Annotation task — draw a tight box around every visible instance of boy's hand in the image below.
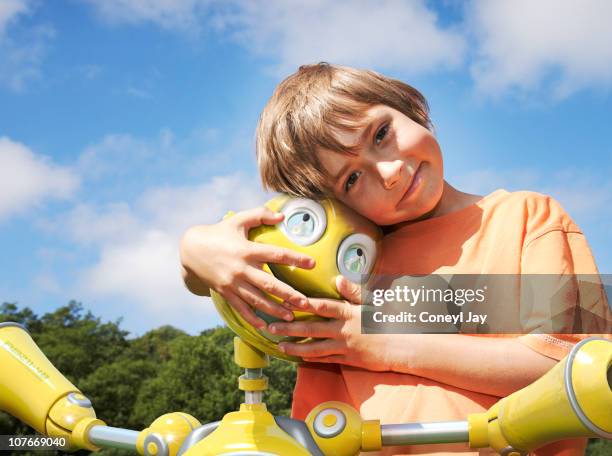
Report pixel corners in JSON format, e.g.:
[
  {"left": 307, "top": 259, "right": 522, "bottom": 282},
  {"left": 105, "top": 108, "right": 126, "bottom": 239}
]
[
  {"left": 268, "top": 276, "right": 394, "bottom": 371},
  {"left": 180, "top": 206, "right": 316, "bottom": 329}
]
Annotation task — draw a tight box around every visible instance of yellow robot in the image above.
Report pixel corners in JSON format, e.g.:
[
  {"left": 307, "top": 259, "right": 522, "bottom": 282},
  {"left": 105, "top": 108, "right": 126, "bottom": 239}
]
[
  {"left": 212, "top": 195, "right": 382, "bottom": 361},
  {"left": 1, "top": 321, "right": 610, "bottom": 455},
  {"left": 1, "top": 195, "right": 611, "bottom": 455}
]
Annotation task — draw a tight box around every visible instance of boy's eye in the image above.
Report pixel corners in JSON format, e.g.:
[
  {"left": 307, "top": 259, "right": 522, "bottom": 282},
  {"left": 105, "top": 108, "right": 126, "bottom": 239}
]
[
  {"left": 344, "top": 171, "right": 361, "bottom": 192},
  {"left": 375, "top": 124, "right": 389, "bottom": 145}
]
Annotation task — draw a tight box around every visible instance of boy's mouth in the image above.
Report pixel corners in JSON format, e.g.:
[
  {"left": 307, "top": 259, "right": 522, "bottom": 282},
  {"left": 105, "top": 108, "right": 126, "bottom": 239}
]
[{"left": 398, "top": 162, "right": 423, "bottom": 205}]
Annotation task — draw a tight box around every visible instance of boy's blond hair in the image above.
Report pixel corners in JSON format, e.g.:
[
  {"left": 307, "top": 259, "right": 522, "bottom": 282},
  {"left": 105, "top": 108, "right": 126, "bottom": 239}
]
[{"left": 256, "top": 63, "right": 431, "bottom": 198}]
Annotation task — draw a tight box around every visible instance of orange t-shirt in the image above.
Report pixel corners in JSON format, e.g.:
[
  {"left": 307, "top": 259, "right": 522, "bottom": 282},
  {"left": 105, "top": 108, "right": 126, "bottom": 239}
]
[{"left": 291, "top": 189, "right": 611, "bottom": 455}]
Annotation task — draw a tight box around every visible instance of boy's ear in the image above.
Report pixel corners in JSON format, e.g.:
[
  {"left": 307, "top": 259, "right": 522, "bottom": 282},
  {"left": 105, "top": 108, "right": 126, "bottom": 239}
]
[{"left": 336, "top": 275, "right": 362, "bottom": 304}]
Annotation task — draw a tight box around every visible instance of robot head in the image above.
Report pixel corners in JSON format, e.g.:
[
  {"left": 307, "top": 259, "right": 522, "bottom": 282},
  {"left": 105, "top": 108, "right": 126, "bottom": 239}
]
[{"left": 211, "top": 195, "right": 382, "bottom": 361}]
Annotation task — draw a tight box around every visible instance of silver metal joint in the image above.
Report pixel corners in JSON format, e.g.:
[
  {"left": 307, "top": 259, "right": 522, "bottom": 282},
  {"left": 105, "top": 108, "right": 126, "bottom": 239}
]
[{"left": 313, "top": 408, "right": 346, "bottom": 438}]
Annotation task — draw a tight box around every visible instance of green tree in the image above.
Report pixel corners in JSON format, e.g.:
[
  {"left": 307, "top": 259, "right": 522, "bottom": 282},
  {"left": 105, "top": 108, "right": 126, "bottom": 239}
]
[
  {"left": 35, "top": 301, "right": 129, "bottom": 384},
  {"left": 0, "top": 302, "right": 42, "bottom": 332},
  {"left": 587, "top": 438, "right": 612, "bottom": 455},
  {"left": 80, "top": 326, "right": 186, "bottom": 430},
  {"left": 130, "top": 326, "right": 296, "bottom": 427},
  {"left": 132, "top": 327, "right": 241, "bottom": 426}
]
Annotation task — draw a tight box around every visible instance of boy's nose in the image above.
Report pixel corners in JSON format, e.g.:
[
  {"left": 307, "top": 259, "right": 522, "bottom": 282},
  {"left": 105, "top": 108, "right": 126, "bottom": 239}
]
[{"left": 376, "top": 160, "right": 403, "bottom": 190}]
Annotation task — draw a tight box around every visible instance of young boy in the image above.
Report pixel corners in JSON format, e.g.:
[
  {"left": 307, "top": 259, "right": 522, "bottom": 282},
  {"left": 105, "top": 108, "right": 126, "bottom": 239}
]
[{"left": 180, "top": 63, "right": 610, "bottom": 455}]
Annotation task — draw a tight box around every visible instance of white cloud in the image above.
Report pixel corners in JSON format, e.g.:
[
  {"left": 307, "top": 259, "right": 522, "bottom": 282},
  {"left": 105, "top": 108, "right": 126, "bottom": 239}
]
[
  {"left": 468, "top": 0, "right": 612, "bottom": 98},
  {"left": 58, "top": 127, "right": 265, "bottom": 328},
  {"left": 76, "top": 127, "right": 251, "bottom": 193},
  {"left": 60, "top": 173, "right": 267, "bottom": 325},
  {"left": 138, "top": 176, "right": 266, "bottom": 233},
  {"left": 83, "top": 0, "right": 207, "bottom": 31},
  {"left": 77, "top": 131, "right": 170, "bottom": 180},
  {"left": 217, "top": 0, "right": 466, "bottom": 75},
  {"left": 0, "top": 0, "right": 29, "bottom": 35},
  {"left": 80, "top": 0, "right": 612, "bottom": 98},
  {"left": 0, "top": 0, "right": 53, "bottom": 91},
  {"left": 61, "top": 202, "right": 142, "bottom": 246},
  {"left": 27, "top": 125, "right": 264, "bottom": 333},
  {"left": 84, "top": 0, "right": 465, "bottom": 75},
  {"left": 83, "top": 229, "right": 189, "bottom": 312},
  {"left": 0, "top": 137, "right": 79, "bottom": 221}
]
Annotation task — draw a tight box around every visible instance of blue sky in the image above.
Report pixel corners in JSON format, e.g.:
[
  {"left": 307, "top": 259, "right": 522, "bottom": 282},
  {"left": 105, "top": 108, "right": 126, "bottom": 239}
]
[{"left": 1, "top": 0, "right": 611, "bottom": 336}]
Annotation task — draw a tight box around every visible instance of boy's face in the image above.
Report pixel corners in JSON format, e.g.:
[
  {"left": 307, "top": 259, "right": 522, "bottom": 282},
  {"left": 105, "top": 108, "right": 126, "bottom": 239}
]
[{"left": 317, "top": 104, "right": 444, "bottom": 226}]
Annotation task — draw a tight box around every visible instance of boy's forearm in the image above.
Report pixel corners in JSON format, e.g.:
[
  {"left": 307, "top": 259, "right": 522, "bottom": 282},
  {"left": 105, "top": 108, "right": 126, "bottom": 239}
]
[
  {"left": 386, "top": 334, "right": 556, "bottom": 397},
  {"left": 179, "top": 225, "right": 213, "bottom": 297},
  {"left": 181, "top": 266, "right": 212, "bottom": 297}
]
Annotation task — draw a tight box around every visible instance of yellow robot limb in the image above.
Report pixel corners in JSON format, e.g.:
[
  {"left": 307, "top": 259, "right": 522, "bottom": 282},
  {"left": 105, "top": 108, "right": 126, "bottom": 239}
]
[
  {"left": 468, "top": 337, "right": 612, "bottom": 455},
  {"left": 305, "top": 401, "right": 382, "bottom": 456},
  {"left": 305, "top": 402, "right": 472, "bottom": 455},
  {"left": 135, "top": 412, "right": 201, "bottom": 456},
  {"left": 0, "top": 322, "right": 103, "bottom": 451},
  {"left": 0, "top": 321, "right": 201, "bottom": 455}
]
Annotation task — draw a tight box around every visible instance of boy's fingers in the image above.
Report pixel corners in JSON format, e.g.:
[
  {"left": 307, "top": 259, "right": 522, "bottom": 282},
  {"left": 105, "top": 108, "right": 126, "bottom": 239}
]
[
  {"left": 244, "top": 267, "right": 309, "bottom": 309},
  {"left": 305, "top": 298, "right": 346, "bottom": 318},
  {"left": 278, "top": 339, "right": 340, "bottom": 358},
  {"left": 236, "top": 282, "right": 294, "bottom": 322},
  {"left": 268, "top": 320, "right": 336, "bottom": 338},
  {"left": 237, "top": 206, "right": 284, "bottom": 229},
  {"left": 225, "top": 291, "right": 267, "bottom": 329},
  {"left": 248, "top": 243, "right": 315, "bottom": 269},
  {"left": 336, "top": 275, "right": 362, "bottom": 304}
]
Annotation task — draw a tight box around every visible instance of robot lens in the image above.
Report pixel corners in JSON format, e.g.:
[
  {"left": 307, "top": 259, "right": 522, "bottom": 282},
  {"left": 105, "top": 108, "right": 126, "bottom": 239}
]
[
  {"left": 344, "top": 246, "right": 367, "bottom": 273},
  {"left": 279, "top": 198, "right": 327, "bottom": 246},
  {"left": 287, "top": 211, "right": 315, "bottom": 237},
  {"left": 337, "top": 233, "right": 377, "bottom": 283}
]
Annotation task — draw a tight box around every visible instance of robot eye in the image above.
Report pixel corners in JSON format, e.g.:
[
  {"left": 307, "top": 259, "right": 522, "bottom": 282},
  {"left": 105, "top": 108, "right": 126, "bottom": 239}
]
[
  {"left": 286, "top": 212, "right": 314, "bottom": 237},
  {"left": 279, "top": 198, "right": 327, "bottom": 246},
  {"left": 337, "top": 233, "right": 377, "bottom": 283}
]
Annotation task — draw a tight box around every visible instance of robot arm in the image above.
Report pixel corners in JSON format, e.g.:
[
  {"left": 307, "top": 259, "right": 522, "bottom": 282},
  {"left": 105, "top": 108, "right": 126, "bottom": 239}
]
[
  {"left": 467, "top": 337, "right": 611, "bottom": 455},
  {"left": 0, "top": 322, "right": 102, "bottom": 451},
  {"left": 0, "top": 322, "right": 199, "bottom": 455}
]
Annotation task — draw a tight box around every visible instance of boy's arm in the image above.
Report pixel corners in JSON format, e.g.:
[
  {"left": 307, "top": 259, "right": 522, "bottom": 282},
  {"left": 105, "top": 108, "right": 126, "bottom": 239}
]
[
  {"left": 385, "top": 334, "right": 557, "bottom": 397},
  {"left": 181, "top": 264, "right": 211, "bottom": 297},
  {"left": 273, "top": 301, "right": 557, "bottom": 397}
]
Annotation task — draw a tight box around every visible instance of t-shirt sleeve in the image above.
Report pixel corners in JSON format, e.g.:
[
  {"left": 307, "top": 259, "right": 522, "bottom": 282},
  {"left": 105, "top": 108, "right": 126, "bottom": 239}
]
[{"left": 518, "top": 228, "right": 612, "bottom": 360}]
